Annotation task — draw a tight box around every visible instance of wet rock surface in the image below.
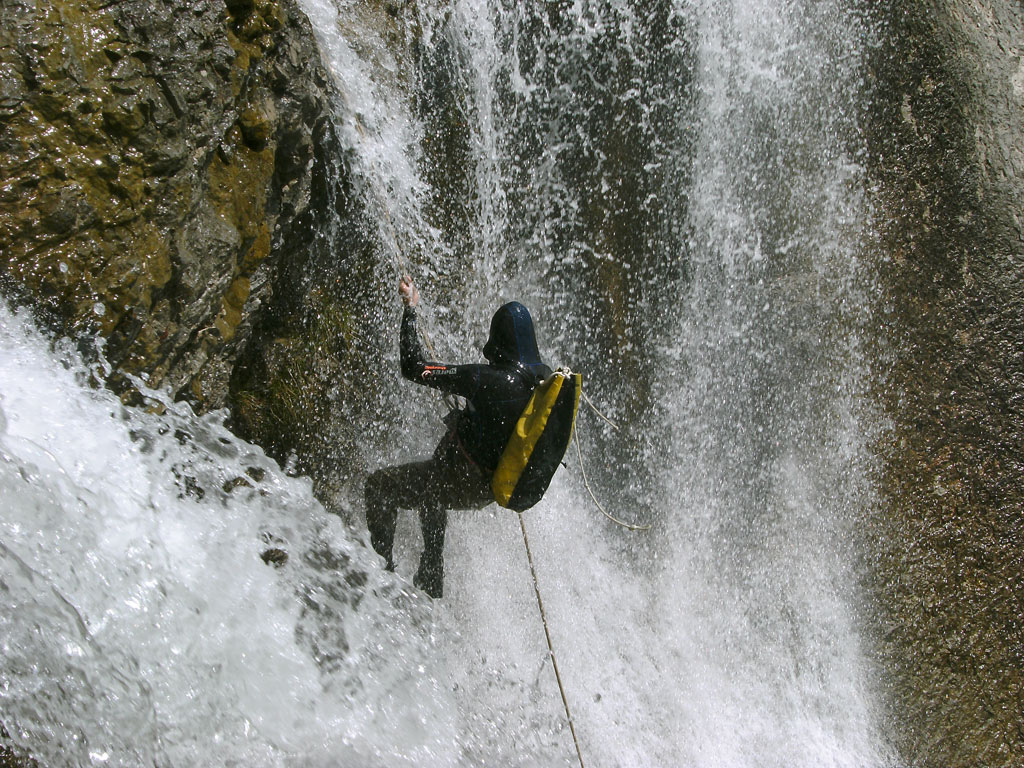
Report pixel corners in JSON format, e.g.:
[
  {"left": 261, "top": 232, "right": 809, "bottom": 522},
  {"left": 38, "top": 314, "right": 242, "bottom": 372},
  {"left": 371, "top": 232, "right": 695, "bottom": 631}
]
[
  {"left": 0, "top": 0, "right": 337, "bottom": 411},
  {"left": 867, "top": 1, "right": 1024, "bottom": 765},
  {"left": 0, "top": 0, "right": 432, "bottom": 528},
  {"left": 1, "top": 0, "right": 1023, "bottom": 763}
]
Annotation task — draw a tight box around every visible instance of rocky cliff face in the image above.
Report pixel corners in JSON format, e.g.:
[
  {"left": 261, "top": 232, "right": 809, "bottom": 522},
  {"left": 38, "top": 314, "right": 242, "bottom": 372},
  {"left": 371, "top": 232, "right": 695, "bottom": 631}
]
[
  {"left": 0, "top": 0, "right": 397, "bottom": 501},
  {"left": 2, "top": 0, "right": 1023, "bottom": 765},
  {"left": 0, "top": 0, "right": 339, "bottom": 411},
  {"left": 867, "top": 1, "right": 1024, "bottom": 765}
]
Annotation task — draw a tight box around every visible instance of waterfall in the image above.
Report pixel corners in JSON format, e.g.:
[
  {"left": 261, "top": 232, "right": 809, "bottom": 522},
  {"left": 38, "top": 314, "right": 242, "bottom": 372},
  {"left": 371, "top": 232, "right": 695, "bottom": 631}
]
[
  {"left": 0, "top": 305, "right": 464, "bottom": 766},
  {"left": 1, "top": 0, "right": 899, "bottom": 765}
]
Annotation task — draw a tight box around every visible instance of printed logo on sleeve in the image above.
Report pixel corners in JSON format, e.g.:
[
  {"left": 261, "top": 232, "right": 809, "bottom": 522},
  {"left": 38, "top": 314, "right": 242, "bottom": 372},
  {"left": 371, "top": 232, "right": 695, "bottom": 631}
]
[{"left": 422, "top": 365, "right": 456, "bottom": 378}]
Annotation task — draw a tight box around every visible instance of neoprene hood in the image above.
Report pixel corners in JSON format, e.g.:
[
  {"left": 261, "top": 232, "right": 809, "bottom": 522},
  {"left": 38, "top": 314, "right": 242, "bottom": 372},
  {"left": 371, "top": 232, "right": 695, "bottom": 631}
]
[{"left": 483, "top": 302, "right": 544, "bottom": 372}]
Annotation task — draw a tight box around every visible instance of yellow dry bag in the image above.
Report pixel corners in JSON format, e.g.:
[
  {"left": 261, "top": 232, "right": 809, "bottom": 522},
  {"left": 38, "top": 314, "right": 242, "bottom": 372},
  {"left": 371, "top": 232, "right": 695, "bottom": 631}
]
[{"left": 492, "top": 369, "right": 582, "bottom": 511}]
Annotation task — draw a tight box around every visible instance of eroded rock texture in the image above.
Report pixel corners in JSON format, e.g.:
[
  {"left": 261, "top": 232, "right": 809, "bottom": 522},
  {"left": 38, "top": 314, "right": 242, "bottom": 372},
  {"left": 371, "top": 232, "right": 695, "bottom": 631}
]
[
  {"left": 0, "top": 0, "right": 336, "bottom": 410},
  {"left": 868, "top": 1, "right": 1024, "bottom": 765}
]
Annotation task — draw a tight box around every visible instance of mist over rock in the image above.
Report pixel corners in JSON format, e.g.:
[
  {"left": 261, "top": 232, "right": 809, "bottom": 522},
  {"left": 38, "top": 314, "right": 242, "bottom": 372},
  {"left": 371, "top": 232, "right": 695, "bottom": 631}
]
[
  {"left": 0, "top": 0, "right": 400, "bottom": 499},
  {"left": 1, "top": 0, "right": 1023, "bottom": 766}
]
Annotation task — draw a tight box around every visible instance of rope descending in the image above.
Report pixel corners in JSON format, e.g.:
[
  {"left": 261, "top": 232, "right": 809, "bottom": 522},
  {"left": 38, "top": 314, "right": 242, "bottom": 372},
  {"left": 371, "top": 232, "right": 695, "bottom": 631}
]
[
  {"left": 575, "top": 390, "right": 653, "bottom": 532},
  {"left": 338, "top": 90, "right": 458, "bottom": 413},
  {"left": 515, "top": 386, "right": 648, "bottom": 767},
  {"left": 580, "top": 388, "right": 620, "bottom": 432},
  {"left": 518, "top": 511, "right": 587, "bottom": 768},
  {"left": 573, "top": 428, "right": 652, "bottom": 532}
]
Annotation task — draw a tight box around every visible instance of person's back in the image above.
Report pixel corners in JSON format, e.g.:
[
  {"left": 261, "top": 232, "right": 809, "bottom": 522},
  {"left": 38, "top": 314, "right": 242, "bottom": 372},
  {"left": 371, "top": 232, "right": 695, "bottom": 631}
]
[
  {"left": 402, "top": 299, "right": 551, "bottom": 471},
  {"left": 365, "top": 278, "right": 550, "bottom": 597}
]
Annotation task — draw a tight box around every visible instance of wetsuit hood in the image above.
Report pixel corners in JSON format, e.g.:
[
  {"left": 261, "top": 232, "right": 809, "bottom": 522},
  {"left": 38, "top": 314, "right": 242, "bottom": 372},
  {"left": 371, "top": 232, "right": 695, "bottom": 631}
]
[{"left": 483, "top": 302, "right": 545, "bottom": 374}]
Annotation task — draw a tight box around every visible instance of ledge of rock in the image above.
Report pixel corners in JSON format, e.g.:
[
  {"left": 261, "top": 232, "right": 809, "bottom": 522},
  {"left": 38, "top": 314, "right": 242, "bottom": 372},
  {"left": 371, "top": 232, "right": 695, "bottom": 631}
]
[{"left": 0, "top": 0, "right": 338, "bottom": 412}]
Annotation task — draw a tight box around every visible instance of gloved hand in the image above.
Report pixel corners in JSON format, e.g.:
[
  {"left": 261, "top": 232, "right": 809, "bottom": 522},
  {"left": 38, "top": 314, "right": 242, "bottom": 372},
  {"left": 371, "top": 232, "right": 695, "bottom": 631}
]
[{"left": 399, "top": 275, "right": 419, "bottom": 307}]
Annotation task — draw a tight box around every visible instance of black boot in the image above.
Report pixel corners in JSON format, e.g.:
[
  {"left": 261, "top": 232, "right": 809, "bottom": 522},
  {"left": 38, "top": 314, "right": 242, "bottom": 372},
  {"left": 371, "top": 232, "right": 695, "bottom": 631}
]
[
  {"left": 413, "top": 554, "right": 444, "bottom": 599},
  {"left": 366, "top": 509, "right": 397, "bottom": 570}
]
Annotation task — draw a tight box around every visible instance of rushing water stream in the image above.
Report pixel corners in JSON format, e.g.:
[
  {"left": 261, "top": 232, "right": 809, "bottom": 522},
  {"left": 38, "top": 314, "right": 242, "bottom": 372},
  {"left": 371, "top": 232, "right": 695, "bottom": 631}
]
[{"left": 2, "top": 0, "right": 899, "bottom": 765}]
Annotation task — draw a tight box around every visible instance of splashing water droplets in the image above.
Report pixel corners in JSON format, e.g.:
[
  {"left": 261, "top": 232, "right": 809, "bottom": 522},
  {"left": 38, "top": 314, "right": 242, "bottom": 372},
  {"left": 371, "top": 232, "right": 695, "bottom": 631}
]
[{"left": 1, "top": 0, "right": 898, "bottom": 765}]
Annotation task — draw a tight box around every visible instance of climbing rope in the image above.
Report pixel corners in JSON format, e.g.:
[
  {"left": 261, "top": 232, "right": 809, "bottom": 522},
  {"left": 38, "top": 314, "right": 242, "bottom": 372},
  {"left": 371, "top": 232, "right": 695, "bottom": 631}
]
[
  {"left": 574, "top": 390, "right": 653, "bottom": 532},
  {"left": 341, "top": 101, "right": 459, "bottom": 412},
  {"left": 573, "top": 427, "right": 652, "bottom": 532},
  {"left": 517, "top": 511, "right": 587, "bottom": 768},
  {"left": 580, "top": 388, "right": 620, "bottom": 432},
  {"left": 514, "top": 390, "right": 650, "bottom": 768}
]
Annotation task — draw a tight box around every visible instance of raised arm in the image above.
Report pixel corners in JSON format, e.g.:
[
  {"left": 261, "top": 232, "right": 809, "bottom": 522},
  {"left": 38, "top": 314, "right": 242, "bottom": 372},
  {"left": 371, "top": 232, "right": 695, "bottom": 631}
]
[{"left": 397, "top": 277, "right": 481, "bottom": 398}]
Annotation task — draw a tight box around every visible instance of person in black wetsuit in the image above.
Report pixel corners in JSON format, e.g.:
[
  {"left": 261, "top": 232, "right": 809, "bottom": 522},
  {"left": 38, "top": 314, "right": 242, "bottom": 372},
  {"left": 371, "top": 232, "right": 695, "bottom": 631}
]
[{"left": 364, "top": 276, "right": 551, "bottom": 598}]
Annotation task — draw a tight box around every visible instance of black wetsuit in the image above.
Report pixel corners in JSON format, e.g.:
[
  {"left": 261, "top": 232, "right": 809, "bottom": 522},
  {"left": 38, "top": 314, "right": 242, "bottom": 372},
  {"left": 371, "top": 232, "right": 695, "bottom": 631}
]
[{"left": 365, "top": 301, "right": 551, "bottom": 598}]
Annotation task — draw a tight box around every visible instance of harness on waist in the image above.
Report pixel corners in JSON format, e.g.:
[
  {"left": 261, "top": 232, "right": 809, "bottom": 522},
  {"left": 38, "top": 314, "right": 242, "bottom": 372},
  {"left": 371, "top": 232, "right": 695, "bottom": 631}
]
[{"left": 491, "top": 369, "right": 582, "bottom": 512}]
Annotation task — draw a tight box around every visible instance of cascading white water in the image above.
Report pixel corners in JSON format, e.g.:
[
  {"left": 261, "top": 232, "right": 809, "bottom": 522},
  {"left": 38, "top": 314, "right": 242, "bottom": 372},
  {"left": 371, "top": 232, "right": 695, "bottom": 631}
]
[
  {"left": 1, "top": 0, "right": 901, "bottom": 765},
  {"left": 0, "top": 305, "right": 472, "bottom": 767},
  {"left": 411, "top": 0, "right": 894, "bottom": 763},
  {"left": 642, "top": 2, "right": 890, "bottom": 764}
]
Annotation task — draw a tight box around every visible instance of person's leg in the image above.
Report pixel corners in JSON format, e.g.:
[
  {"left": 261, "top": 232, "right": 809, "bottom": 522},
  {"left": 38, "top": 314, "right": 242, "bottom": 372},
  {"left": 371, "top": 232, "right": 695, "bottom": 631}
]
[
  {"left": 412, "top": 440, "right": 495, "bottom": 598},
  {"left": 364, "top": 460, "right": 437, "bottom": 570},
  {"left": 413, "top": 506, "right": 447, "bottom": 598}
]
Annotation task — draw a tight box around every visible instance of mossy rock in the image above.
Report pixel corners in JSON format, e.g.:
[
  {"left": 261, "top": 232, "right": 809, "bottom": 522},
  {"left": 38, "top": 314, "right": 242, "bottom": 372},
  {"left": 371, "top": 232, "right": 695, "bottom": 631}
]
[{"left": 0, "top": 0, "right": 339, "bottom": 415}]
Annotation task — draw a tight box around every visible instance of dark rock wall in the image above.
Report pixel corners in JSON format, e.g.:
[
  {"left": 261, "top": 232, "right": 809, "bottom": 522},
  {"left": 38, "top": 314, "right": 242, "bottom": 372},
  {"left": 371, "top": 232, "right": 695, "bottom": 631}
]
[
  {"left": 2, "top": 0, "right": 1023, "bottom": 764},
  {"left": 867, "top": 1, "right": 1024, "bottom": 765},
  {"left": 0, "top": 0, "right": 425, "bottom": 505},
  {"left": 0, "top": 0, "right": 338, "bottom": 412}
]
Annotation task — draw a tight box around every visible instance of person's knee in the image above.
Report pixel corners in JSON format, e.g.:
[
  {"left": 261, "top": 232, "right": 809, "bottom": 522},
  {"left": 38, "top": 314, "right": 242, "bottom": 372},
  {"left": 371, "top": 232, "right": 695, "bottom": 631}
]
[{"left": 364, "top": 469, "right": 388, "bottom": 510}]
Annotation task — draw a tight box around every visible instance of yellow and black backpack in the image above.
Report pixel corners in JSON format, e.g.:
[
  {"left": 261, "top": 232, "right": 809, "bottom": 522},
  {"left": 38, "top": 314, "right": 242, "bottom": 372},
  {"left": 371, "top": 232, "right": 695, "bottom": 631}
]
[{"left": 491, "top": 369, "right": 582, "bottom": 512}]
